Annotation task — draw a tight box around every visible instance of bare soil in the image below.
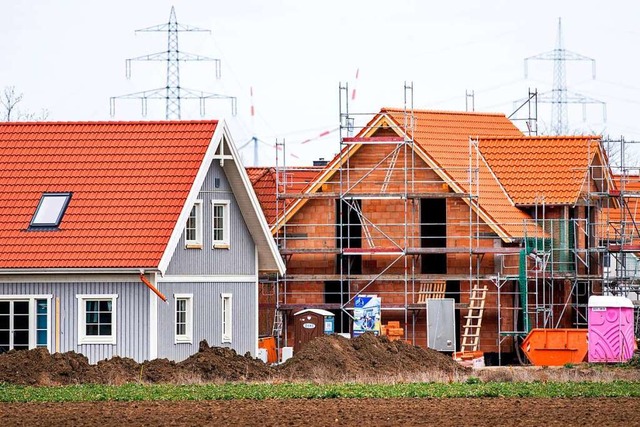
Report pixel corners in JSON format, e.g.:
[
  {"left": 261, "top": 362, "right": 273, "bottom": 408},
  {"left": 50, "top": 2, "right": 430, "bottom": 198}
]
[
  {"left": 1, "top": 333, "right": 639, "bottom": 426},
  {"left": 1, "top": 398, "right": 639, "bottom": 426}
]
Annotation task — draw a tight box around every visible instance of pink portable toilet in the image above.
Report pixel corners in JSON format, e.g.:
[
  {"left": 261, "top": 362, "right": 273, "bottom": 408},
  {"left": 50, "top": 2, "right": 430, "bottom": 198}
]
[{"left": 588, "top": 295, "right": 635, "bottom": 363}]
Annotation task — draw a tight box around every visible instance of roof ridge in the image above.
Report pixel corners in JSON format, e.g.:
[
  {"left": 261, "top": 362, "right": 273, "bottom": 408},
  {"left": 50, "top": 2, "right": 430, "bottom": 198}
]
[
  {"left": 380, "top": 107, "right": 507, "bottom": 117},
  {"left": 479, "top": 135, "right": 601, "bottom": 141},
  {"left": 0, "top": 120, "right": 219, "bottom": 125}
]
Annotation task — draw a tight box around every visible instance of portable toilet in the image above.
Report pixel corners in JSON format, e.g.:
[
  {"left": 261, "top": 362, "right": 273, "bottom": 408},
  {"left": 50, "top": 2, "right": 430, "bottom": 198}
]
[
  {"left": 588, "top": 295, "right": 635, "bottom": 363},
  {"left": 293, "top": 309, "right": 335, "bottom": 353}
]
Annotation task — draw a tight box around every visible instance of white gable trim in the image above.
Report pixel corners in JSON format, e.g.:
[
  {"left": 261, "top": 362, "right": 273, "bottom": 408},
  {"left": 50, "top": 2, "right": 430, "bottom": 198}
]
[
  {"left": 218, "top": 123, "right": 285, "bottom": 274},
  {"left": 158, "top": 123, "right": 225, "bottom": 275}
]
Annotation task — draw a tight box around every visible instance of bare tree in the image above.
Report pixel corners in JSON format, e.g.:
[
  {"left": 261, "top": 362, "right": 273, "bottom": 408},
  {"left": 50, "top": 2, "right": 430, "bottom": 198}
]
[
  {"left": 0, "top": 86, "right": 49, "bottom": 121},
  {"left": 0, "top": 86, "right": 23, "bottom": 121}
]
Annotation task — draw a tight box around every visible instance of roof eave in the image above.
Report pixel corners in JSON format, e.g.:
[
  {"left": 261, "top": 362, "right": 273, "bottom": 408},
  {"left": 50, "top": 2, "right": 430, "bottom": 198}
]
[{"left": 0, "top": 267, "right": 162, "bottom": 275}]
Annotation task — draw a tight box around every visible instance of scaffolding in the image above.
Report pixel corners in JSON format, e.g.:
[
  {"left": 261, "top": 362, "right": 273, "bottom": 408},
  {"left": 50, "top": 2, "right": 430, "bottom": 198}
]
[
  {"left": 265, "top": 86, "right": 640, "bottom": 365},
  {"left": 598, "top": 137, "right": 640, "bottom": 334},
  {"left": 270, "top": 84, "right": 499, "bottom": 355}
]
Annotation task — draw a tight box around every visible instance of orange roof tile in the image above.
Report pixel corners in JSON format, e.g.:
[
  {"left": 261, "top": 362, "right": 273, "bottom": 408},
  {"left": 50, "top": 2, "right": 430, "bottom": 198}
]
[
  {"left": 0, "top": 120, "right": 218, "bottom": 269},
  {"left": 382, "top": 108, "right": 540, "bottom": 240},
  {"left": 479, "top": 136, "right": 603, "bottom": 205},
  {"left": 246, "top": 166, "right": 321, "bottom": 226},
  {"left": 603, "top": 175, "right": 640, "bottom": 241}
]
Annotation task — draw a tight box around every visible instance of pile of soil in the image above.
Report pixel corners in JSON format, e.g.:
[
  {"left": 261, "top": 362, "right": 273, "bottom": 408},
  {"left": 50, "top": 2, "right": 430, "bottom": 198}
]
[
  {"left": 0, "top": 340, "right": 272, "bottom": 385},
  {"left": 0, "top": 347, "right": 94, "bottom": 386},
  {"left": 277, "top": 333, "right": 468, "bottom": 382},
  {"left": 0, "top": 335, "right": 468, "bottom": 385},
  {"left": 2, "top": 334, "right": 638, "bottom": 387}
]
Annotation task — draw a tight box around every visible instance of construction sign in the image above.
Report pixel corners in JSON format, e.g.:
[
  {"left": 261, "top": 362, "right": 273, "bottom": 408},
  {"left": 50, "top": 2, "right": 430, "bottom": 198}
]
[{"left": 353, "top": 295, "right": 381, "bottom": 337}]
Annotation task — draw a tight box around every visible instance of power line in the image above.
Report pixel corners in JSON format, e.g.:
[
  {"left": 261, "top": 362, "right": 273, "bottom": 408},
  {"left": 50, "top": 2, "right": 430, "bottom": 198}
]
[
  {"left": 110, "top": 6, "right": 236, "bottom": 120},
  {"left": 524, "top": 18, "right": 605, "bottom": 135}
]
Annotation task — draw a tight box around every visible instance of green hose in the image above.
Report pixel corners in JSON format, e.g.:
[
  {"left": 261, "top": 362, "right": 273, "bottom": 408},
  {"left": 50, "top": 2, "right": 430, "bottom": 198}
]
[{"left": 519, "top": 249, "right": 530, "bottom": 333}]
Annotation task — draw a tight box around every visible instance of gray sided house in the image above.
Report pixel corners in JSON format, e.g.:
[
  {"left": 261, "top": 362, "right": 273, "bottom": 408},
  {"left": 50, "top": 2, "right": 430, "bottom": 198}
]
[{"left": 0, "top": 120, "right": 284, "bottom": 363}]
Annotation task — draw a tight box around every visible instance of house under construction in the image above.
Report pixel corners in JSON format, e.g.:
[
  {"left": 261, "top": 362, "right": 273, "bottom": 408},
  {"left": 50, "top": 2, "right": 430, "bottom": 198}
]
[{"left": 249, "top": 86, "right": 638, "bottom": 365}]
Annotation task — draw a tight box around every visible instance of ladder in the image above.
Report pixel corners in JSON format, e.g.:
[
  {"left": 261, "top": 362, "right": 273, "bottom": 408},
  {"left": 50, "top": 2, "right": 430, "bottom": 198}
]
[
  {"left": 460, "top": 283, "right": 488, "bottom": 353},
  {"left": 272, "top": 310, "right": 283, "bottom": 337}
]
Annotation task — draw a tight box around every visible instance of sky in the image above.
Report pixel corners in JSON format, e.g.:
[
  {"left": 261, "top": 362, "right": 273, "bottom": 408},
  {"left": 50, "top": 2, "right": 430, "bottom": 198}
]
[{"left": 1, "top": 0, "right": 639, "bottom": 166}]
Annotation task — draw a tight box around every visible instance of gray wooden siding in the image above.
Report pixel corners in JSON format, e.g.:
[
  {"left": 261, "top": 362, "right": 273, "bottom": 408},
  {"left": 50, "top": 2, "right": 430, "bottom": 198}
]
[
  {"left": 0, "top": 281, "right": 149, "bottom": 364},
  {"left": 156, "top": 281, "right": 256, "bottom": 362},
  {"left": 166, "top": 160, "right": 256, "bottom": 276}
]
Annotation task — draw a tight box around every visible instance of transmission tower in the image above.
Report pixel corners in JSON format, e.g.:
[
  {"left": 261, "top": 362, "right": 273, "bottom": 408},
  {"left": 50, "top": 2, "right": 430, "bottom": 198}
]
[
  {"left": 524, "top": 18, "right": 605, "bottom": 135},
  {"left": 110, "top": 6, "right": 236, "bottom": 120}
]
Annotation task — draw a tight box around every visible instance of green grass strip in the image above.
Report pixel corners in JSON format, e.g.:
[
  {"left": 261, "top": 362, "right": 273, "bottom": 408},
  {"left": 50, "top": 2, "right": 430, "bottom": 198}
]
[{"left": 1, "top": 381, "right": 640, "bottom": 402}]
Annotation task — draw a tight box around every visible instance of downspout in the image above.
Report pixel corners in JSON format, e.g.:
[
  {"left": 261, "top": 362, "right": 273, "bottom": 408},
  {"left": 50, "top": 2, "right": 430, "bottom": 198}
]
[{"left": 140, "top": 271, "right": 168, "bottom": 303}]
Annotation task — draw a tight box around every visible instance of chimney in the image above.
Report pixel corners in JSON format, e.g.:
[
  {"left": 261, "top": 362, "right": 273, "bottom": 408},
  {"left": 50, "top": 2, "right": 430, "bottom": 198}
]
[{"left": 313, "top": 158, "right": 328, "bottom": 166}]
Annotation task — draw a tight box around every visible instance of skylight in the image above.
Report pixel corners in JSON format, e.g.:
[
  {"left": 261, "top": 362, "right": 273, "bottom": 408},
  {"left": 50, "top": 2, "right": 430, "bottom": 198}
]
[{"left": 30, "top": 193, "right": 72, "bottom": 228}]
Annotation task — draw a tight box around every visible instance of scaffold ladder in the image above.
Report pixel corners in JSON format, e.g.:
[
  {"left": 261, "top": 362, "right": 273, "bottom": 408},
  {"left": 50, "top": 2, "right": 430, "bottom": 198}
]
[
  {"left": 460, "top": 283, "right": 488, "bottom": 353},
  {"left": 272, "top": 310, "right": 283, "bottom": 337}
]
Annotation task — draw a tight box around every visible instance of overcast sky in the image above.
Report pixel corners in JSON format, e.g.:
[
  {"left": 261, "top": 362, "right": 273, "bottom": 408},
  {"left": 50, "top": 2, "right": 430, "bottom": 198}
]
[{"left": 2, "top": 1, "right": 639, "bottom": 165}]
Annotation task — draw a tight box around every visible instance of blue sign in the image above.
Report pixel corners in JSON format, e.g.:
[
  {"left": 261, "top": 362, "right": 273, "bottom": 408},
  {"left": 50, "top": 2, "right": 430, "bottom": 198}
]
[{"left": 353, "top": 295, "right": 381, "bottom": 337}]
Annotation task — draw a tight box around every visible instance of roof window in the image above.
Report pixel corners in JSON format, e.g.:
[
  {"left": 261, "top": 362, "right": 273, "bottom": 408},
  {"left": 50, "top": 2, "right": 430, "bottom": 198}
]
[{"left": 30, "top": 193, "right": 72, "bottom": 228}]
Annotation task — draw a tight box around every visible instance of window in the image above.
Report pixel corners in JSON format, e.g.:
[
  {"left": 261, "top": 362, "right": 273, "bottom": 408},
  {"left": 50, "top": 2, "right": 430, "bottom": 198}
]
[
  {"left": 174, "top": 294, "right": 193, "bottom": 343},
  {"left": 212, "top": 200, "right": 230, "bottom": 248},
  {"left": 221, "top": 293, "right": 232, "bottom": 343},
  {"left": 0, "top": 297, "right": 50, "bottom": 354},
  {"left": 185, "top": 200, "right": 203, "bottom": 248},
  {"left": 30, "top": 192, "right": 72, "bottom": 228},
  {"left": 0, "top": 301, "right": 29, "bottom": 353},
  {"left": 36, "top": 299, "right": 48, "bottom": 348},
  {"left": 77, "top": 295, "right": 117, "bottom": 345}
]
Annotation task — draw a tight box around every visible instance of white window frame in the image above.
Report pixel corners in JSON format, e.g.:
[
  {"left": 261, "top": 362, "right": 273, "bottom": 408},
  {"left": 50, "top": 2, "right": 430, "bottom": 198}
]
[
  {"left": 212, "top": 200, "right": 230, "bottom": 248},
  {"left": 221, "top": 293, "right": 232, "bottom": 343},
  {"left": 185, "top": 200, "right": 203, "bottom": 248},
  {"left": 0, "top": 295, "right": 52, "bottom": 352},
  {"left": 76, "top": 294, "right": 118, "bottom": 345},
  {"left": 174, "top": 293, "right": 193, "bottom": 344}
]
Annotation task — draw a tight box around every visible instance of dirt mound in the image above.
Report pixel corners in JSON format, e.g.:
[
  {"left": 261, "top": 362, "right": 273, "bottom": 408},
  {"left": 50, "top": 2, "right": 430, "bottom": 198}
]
[
  {"left": 179, "top": 340, "right": 272, "bottom": 382},
  {"left": 95, "top": 356, "right": 141, "bottom": 384},
  {"left": 278, "top": 333, "right": 468, "bottom": 382},
  {"left": 0, "top": 341, "right": 273, "bottom": 386},
  {"left": 0, "top": 335, "right": 466, "bottom": 385},
  {"left": 0, "top": 348, "right": 93, "bottom": 385}
]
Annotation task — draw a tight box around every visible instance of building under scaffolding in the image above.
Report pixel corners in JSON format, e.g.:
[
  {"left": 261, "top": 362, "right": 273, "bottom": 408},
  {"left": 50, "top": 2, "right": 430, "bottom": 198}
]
[{"left": 252, "top": 86, "right": 639, "bottom": 365}]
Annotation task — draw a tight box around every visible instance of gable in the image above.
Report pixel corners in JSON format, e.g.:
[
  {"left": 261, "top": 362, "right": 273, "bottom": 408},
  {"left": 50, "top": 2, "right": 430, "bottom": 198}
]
[
  {"left": 277, "top": 109, "right": 544, "bottom": 242},
  {"left": 159, "top": 130, "right": 284, "bottom": 274}
]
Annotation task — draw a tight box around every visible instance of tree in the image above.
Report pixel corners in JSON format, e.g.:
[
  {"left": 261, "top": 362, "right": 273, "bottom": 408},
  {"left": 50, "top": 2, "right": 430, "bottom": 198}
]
[{"left": 0, "top": 86, "right": 49, "bottom": 121}]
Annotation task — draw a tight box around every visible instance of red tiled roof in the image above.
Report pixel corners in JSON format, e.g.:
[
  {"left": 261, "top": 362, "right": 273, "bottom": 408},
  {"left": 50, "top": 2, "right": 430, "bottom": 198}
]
[
  {"left": 246, "top": 166, "right": 321, "bottom": 226},
  {"left": 0, "top": 121, "right": 218, "bottom": 269},
  {"left": 479, "top": 136, "right": 602, "bottom": 205},
  {"left": 246, "top": 167, "right": 277, "bottom": 225},
  {"left": 382, "top": 109, "right": 540, "bottom": 240},
  {"left": 604, "top": 175, "right": 640, "bottom": 241}
]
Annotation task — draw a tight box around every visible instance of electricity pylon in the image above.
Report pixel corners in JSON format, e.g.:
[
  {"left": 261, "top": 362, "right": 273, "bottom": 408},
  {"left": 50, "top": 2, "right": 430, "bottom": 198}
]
[
  {"left": 110, "top": 6, "right": 236, "bottom": 120},
  {"left": 525, "top": 18, "right": 605, "bottom": 135}
]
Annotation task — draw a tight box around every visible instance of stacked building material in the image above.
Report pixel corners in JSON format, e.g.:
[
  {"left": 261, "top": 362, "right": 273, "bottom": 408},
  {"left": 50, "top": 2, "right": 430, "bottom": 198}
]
[{"left": 381, "top": 321, "right": 404, "bottom": 341}]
